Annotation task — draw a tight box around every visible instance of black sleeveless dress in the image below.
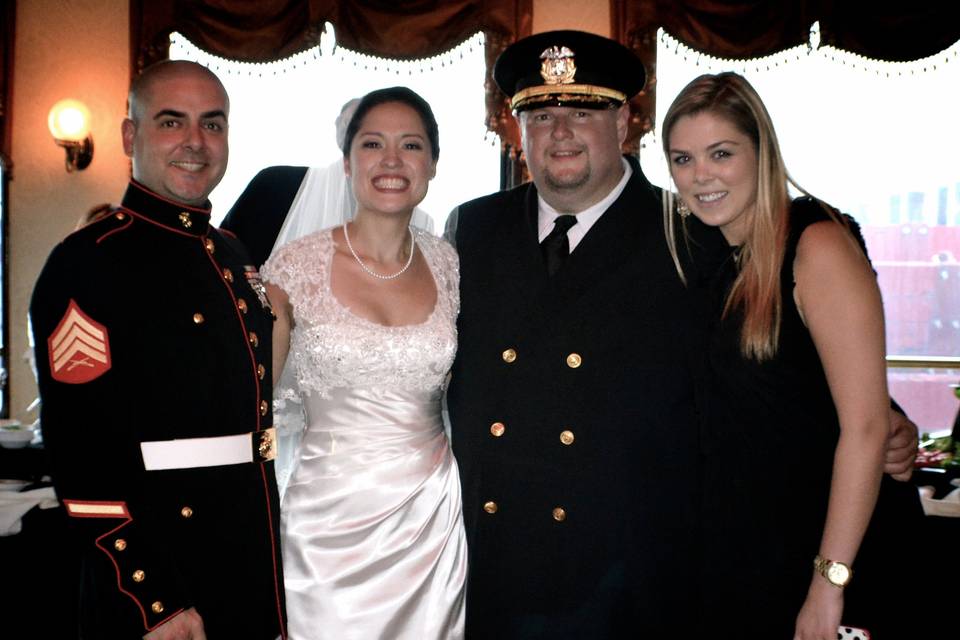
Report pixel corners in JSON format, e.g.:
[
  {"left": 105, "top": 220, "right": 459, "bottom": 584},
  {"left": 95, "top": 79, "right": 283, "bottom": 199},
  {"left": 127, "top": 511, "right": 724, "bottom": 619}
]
[{"left": 697, "top": 198, "right": 922, "bottom": 638}]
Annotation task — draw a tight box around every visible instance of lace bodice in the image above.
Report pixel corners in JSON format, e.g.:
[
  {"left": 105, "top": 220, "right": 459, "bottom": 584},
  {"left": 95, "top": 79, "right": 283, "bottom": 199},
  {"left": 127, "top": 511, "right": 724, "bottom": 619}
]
[{"left": 262, "top": 228, "right": 459, "bottom": 399}]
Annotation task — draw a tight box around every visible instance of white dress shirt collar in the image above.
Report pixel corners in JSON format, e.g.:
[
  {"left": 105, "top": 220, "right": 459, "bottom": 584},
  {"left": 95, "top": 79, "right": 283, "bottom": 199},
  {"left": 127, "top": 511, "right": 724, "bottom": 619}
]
[{"left": 537, "top": 158, "right": 633, "bottom": 253}]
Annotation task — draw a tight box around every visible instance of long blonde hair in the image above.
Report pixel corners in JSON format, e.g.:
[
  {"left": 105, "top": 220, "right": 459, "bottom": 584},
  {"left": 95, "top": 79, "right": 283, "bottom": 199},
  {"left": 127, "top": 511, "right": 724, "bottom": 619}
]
[{"left": 661, "top": 72, "right": 793, "bottom": 361}]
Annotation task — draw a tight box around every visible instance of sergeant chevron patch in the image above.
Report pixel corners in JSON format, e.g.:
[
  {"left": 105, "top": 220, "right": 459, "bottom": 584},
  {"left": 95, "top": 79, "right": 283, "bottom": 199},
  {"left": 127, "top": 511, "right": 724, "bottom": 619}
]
[{"left": 48, "top": 299, "right": 112, "bottom": 384}]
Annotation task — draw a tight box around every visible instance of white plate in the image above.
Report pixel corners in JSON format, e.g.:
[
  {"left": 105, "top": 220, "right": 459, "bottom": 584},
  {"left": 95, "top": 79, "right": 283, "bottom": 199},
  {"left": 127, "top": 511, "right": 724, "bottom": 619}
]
[{"left": 0, "top": 429, "right": 35, "bottom": 449}]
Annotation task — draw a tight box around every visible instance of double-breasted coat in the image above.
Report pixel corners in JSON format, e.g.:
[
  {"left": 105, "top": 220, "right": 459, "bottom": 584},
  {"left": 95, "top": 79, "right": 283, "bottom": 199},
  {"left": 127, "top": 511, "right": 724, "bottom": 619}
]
[
  {"left": 446, "top": 159, "right": 707, "bottom": 638},
  {"left": 30, "top": 181, "right": 287, "bottom": 639}
]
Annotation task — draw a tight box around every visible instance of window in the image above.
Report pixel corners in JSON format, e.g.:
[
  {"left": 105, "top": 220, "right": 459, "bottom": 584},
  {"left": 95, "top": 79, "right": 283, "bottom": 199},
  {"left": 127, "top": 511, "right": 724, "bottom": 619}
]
[
  {"left": 641, "top": 28, "right": 960, "bottom": 432},
  {"left": 170, "top": 27, "right": 501, "bottom": 232}
]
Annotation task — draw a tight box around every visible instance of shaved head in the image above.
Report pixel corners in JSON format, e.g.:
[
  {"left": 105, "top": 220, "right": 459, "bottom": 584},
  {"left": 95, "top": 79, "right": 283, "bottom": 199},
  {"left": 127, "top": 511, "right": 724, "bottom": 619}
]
[{"left": 128, "top": 60, "right": 229, "bottom": 123}]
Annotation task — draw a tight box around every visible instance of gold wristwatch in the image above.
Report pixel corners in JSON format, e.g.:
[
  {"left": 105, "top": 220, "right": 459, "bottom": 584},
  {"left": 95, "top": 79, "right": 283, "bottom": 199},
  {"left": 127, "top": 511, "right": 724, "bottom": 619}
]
[{"left": 813, "top": 554, "right": 852, "bottom": 588}]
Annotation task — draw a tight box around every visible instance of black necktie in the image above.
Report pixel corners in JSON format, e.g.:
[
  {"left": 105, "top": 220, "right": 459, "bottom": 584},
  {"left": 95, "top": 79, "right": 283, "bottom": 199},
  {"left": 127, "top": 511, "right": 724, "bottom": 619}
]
[{"left": 541, "top": 215, "right": 578, "bottom": 276}]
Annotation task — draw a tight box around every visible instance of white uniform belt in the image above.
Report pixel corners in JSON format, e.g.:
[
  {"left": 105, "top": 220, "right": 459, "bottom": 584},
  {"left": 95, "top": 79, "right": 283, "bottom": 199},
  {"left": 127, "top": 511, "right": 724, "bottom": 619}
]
[{"left": 140, "top": 428, "right": 276, "bottom": 471}]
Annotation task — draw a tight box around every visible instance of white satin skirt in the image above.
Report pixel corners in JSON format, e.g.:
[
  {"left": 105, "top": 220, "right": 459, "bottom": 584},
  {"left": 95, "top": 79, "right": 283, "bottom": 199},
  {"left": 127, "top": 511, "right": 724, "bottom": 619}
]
[{"left": 281, "top": 388, "right": 467, "bottom": 639}]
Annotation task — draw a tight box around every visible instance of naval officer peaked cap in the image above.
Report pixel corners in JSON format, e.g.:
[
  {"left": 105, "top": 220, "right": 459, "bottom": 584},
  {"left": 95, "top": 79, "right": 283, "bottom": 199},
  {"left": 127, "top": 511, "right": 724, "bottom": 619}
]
[{"left": 494, "top": 29, "right": 646, "bottom": 112}]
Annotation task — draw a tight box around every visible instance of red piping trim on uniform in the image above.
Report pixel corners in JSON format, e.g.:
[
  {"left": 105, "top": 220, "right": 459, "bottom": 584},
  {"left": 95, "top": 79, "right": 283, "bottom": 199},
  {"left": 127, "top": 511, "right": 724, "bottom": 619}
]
[
  {"left": 261, "top": 465, "right": 287, "bottom": 638},
  {"left": 145, "top": 608, "right": 186, "bottom": 633},
  {"left": 200, "top": 232, "right": 261, "bottom": 422},
  {"left": 96, "top": 215, "right": 134, "bottom": 244},
  {"left": 65, "top": 208, "right": 121, "bottom": 240},
  {"left": 93, "top": 516, "right": 187, "bottom": 632},
  {"left": 93, "top": 516, "right": 150, "bottom": 627},
  {"left": 119, "top": 207, "right": 205, "bottom": 238},
  {"left": 203, "top": 230, "right": 286, "bottom": 637}
]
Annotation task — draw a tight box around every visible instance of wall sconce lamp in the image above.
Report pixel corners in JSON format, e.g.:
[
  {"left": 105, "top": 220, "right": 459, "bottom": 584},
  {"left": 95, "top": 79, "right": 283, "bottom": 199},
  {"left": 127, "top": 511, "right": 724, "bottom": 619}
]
[{"left": 48, "top": 99, "right": 94, "bottom": 172}]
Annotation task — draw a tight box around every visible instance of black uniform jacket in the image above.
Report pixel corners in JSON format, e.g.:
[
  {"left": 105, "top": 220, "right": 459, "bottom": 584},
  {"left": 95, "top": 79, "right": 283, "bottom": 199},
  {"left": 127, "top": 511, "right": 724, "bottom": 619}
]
[
  {"left": 447, "top": 159, "right": 710, "bottom": 638},
  {"left": 30, "top": 181, "right": 286, "bottom": 639},
  {"left": 220, "top": 165, "right": 308, "bottom": 268}
]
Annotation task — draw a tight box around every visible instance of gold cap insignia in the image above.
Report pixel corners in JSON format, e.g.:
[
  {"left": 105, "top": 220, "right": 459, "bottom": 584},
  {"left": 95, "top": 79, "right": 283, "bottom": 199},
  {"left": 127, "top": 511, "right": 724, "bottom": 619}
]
[{"left": 540, "top": 46, "right": 576, "bottom": 85}]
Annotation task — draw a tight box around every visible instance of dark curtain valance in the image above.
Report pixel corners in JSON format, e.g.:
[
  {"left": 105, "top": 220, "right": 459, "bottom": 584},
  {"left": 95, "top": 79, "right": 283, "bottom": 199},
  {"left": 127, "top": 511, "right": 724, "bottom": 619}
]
[
  {"left": 130, "top": 0, "right": 532, "bottom": 149},
  {"left": 614, "top": 0, "right": 958, "bottom": 62},
  {"left": 613, "top": 0, "right": 960, "bottom": 152},
  {"left": 817, "top": 2, "right": 960, "bottom": 63},
  {"left": 130, "top": 1, "right": 958, "bottom": 158}
]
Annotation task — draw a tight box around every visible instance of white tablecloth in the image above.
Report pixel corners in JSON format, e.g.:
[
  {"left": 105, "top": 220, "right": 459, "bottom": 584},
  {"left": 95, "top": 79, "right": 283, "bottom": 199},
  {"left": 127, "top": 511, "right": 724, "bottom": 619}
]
[{"left": 0, "top": 485, "right": 58, "bottom": 536}]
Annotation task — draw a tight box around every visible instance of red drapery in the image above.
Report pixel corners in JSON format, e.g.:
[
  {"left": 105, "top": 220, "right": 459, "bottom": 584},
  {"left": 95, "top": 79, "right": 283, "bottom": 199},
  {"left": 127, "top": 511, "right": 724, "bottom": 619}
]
[{"left": 0, "top": 0, "right": 15, "bottom": 167}]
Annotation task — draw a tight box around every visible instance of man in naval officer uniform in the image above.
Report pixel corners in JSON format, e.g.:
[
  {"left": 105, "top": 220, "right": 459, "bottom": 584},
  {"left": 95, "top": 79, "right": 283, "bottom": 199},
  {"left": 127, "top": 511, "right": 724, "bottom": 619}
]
[
  {"left": 30, "top": 61, "right": 286, "bottom": 640},
  {"left": 443, "top": 30, "right": 708, "bottom": 637}
]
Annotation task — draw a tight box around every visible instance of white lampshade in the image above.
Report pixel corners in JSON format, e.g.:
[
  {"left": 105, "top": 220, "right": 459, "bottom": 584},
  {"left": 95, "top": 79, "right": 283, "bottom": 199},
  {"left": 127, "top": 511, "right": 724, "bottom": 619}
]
[{"left": 48, "top": 99, "right": 92, "bottom": 142}]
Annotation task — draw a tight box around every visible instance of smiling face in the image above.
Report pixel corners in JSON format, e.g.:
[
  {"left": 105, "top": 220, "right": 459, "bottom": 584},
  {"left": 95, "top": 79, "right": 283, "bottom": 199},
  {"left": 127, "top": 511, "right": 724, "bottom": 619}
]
[
  {"left": 518, "top": 104, "right": 629, "bottom": 213},
  {"left": 667, "top": 110, "right": 758, "bottom": 245},
  {"left": 122, "top": 64, "right": 229, "bottom": 206},
  {"left": 345, "top": 101, "right": 437, "bottom": 218}
]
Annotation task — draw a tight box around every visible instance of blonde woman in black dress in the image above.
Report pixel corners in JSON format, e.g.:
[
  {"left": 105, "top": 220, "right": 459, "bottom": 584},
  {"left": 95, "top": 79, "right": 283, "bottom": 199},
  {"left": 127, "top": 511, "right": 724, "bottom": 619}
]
[{"left": 662, "top": 72, "right": 917, "bottom": 639}]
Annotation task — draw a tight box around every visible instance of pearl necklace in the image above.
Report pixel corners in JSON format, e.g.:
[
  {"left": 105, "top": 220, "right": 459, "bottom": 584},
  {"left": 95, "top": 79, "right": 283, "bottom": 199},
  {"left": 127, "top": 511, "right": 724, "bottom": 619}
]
[{"left": 342, "top": 222, "right": 416, "bottom": 280}]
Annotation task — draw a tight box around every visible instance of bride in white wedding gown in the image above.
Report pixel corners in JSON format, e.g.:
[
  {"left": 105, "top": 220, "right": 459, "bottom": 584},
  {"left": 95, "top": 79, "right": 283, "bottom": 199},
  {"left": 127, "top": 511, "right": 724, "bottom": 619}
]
[{"left": 262, "top": 87, "right": 466, "bottom": 640}]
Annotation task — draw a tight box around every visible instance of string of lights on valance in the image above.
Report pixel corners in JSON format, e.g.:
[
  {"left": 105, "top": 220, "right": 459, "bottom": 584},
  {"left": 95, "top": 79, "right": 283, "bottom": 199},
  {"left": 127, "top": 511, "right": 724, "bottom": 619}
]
[
  {"left": 169, "top": 29, "right": 506, "bottom": 150},
  {"left": 131, "top": 0, "right": 532, "bottom": 154},
  {"left": 131, "top": 1, "right": 959, "bottom": 155},
  {"left": 167, "top": 28, "right": 490, "bottom": 108},
  {"left": 661, "top": 28, "right": 960, "bottom": 78}
]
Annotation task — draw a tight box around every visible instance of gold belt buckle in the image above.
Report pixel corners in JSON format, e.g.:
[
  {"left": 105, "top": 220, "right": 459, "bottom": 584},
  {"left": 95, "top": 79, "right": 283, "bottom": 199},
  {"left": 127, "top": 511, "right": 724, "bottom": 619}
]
[{"left": 255, "top": 427, "right": 277, "bottom": 463}]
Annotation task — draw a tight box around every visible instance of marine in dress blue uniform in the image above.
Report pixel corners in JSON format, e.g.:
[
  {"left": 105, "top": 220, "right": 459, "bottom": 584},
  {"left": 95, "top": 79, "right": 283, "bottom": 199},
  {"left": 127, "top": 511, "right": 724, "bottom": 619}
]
[{"left": 29, "top": 61, "right": 286, "bottom": 640}]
